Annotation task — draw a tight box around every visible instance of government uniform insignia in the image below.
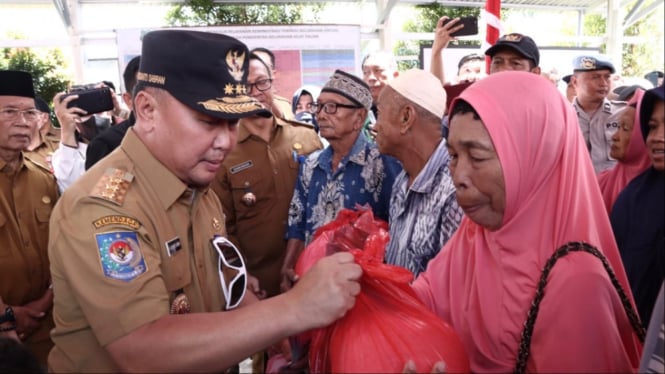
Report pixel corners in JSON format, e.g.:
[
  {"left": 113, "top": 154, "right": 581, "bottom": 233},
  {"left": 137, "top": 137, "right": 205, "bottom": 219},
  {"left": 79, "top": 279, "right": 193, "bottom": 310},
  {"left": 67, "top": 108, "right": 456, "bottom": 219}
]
[
  {"left": 91, "top": 168, "right": 134, "bottom": 206},
  {"left": 226, "top": 49, "right": 245, "bottom": 82},
  {"left": 93, "top": 215, "right": 141, "bottom": 230},
  {"left": 212, "top": 217, "right": 222, "bottom": 231},
  {"left": 230, "top": 160, "right": 253, "bottom": 174},
  {"left": 170, "top": 292, "right": 191, "bottom": 315},
  {"left": 581, "top": 57, "right": 596, "bottom": 69},
  {"left": 96, "top": 231, "right": 147, "bottom": 282}
]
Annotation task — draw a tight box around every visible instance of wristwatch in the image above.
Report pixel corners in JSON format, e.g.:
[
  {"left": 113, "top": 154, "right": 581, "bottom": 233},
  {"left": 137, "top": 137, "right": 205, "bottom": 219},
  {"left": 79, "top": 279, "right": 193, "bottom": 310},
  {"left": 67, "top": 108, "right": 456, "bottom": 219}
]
[{"left": 0, "top": 306, "right": 15, "bottom": 324}]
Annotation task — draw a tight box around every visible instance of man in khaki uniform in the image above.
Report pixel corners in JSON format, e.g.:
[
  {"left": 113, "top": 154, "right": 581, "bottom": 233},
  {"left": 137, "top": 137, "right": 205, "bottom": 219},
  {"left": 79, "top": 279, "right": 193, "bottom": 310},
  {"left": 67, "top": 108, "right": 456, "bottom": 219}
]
[
  {"left": 212, "top": 53, "right": 322, "bottom": 299},
  {"left": 47, "top": 30, "right": 362, "bottom": 373},
  {"left": 0, "top": 70, "right": 59, "bottom": 366},
  {"left": 250, "top": 47, "right": 295, "bottom": 121},
  {"left": 24, "top": 96, "right": 59, "bottom": 172}
]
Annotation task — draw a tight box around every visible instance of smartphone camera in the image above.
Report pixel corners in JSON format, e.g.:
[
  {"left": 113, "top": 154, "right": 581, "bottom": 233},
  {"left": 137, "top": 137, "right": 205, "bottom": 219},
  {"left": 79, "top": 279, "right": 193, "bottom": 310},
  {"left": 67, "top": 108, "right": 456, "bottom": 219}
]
[
  {"left": 61, "top": 85, "right": 114, "bottom": 115},
  {"left": 442, "top": 16, "right": 479, "bottom": 37}
]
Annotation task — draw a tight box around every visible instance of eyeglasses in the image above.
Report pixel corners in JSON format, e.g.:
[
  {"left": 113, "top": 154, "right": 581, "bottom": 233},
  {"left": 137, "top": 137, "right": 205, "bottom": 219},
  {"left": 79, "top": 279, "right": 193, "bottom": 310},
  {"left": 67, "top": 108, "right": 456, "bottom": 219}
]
[
  {"left": 311, "top": 102, "right": 362, "bottom": 115},
  {"left": 247, "top": 78, "right": 272, "bottom": 92},
  {"left": 211, "top": 236, "right": 247, "bottom": 310},
  {"left": 0, "top": 108, "right": 41, "bottom": 122}
]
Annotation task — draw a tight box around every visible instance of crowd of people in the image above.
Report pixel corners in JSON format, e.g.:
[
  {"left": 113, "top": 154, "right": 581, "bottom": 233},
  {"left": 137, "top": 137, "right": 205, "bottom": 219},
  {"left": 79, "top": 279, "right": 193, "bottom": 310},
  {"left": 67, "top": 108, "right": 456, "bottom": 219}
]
[{"left": 0, "top": 22, "right": 663, "bottom": 374}]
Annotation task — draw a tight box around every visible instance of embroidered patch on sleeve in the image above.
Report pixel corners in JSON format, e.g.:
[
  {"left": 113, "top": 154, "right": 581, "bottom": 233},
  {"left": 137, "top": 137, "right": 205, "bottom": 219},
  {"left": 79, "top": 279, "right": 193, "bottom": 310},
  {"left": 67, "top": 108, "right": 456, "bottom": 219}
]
[{"left": 95, "top": 231, "right": 148, "bottom": 282}]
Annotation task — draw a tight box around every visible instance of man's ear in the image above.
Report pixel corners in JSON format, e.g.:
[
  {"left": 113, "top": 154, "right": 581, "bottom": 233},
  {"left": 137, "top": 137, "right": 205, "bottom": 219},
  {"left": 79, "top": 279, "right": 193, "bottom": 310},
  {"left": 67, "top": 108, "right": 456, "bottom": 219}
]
[
  {"left": 400, "top": 105, "right": 415, "bottom": 134},
  {"left": 122, "top": 92, "right": 133, "bottom": 110},
  {"left": 531, "top": 66, "right": 542, "bottom": 75},
  {"left": 133, "top": 90, "right": 158, "bottom": 123}
]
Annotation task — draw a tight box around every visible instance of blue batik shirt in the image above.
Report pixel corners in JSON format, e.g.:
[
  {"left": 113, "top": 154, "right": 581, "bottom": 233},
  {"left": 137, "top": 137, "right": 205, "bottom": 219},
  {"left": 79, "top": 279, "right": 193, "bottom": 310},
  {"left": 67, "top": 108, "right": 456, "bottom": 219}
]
[
  {"left": 287, "top": 133, "right": 402, "bottom": 245},
  {"left": 384, "top": 139, "right": 463, "bottom": 276}
]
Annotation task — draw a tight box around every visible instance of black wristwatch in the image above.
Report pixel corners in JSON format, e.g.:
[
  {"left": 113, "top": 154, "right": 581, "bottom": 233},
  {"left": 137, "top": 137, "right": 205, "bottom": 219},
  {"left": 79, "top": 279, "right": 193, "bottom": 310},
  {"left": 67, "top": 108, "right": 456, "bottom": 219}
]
[{"left": 0, "top": 306, "right": 15, "bottom": 324}]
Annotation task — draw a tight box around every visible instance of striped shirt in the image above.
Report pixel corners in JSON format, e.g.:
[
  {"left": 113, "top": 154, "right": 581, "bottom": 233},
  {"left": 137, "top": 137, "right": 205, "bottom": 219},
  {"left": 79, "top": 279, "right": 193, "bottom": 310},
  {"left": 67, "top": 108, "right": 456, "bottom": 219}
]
[{"left": 384, "top": 140, "right": 463, "bottom": 276}]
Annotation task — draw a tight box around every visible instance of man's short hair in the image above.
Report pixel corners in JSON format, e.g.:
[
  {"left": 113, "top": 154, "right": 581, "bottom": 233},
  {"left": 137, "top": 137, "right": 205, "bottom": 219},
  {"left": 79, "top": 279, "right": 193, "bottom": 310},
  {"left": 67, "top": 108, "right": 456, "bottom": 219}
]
[
  {"left": 123, "top": 56, "right": 141, "bottom": 95},
  {"left": 457, "top": 53, "right": 484, "bottom": 71},
  {"left": 250, "top": 47, "right": 276, "bottom": 70},
  {"left": 361, "top": 51, "right": 398, "bottom": 71}
]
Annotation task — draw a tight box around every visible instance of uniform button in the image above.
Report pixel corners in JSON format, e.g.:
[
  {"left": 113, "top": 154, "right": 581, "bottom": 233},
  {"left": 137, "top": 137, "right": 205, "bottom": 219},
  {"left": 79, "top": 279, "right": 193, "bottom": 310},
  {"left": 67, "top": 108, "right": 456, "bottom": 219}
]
[{"left": 273, "top": 169, "right": 278, "bottom": 174}]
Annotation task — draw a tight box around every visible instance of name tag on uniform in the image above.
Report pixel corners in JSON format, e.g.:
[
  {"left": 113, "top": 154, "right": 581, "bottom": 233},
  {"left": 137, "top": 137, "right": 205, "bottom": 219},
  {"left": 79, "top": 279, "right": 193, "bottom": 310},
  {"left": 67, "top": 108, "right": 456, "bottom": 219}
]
[
  {"left": 165, "top": 237, "right": 182, "bottom": 257},
  {"left": 230, "top": 160, "right": 253, "bottom": 174}
]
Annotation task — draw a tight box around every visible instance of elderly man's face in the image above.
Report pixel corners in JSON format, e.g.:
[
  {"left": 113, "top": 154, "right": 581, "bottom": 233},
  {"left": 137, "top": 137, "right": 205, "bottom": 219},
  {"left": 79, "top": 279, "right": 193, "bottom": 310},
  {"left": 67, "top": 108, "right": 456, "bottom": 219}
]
[
  {"left": 572, "top": 69, "right": 612, "bottom": 103},
  {"left": 373, "top": 88, "right": 400, "bottom": 158},
  {"left": 0, "top": 96, "right": 39, "bottom": 154},
  {"left": 315, "top": 92, "right": 365, "bottom": 142},
  {"left": 362, "top": 55, "right": 398, "bottom": 102}
]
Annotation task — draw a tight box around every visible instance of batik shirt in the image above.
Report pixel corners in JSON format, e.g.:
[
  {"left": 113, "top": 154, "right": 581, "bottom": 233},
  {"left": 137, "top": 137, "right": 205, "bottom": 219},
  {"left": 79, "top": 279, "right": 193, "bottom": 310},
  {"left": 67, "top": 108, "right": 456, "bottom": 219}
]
[
  {"left": 384, "top": 140, "right": 463, "bottom": 276},
  {"left": 287, "top": 134, "right": 401, "bottom": 245}
]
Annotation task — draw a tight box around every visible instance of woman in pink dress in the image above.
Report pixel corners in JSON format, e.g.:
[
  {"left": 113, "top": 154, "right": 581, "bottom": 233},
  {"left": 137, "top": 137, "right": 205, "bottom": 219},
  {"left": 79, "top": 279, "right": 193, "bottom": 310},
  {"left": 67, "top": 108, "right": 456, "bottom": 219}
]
[{"left": 412, "top": 72, "right": 643, "bottom": 373}]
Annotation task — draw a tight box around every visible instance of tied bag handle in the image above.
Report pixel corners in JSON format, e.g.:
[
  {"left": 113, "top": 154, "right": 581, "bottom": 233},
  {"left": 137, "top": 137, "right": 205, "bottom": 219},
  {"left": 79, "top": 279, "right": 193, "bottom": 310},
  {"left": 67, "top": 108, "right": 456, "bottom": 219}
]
[{"left": 514, "top": 241, "right": 646, "bottom": 374}]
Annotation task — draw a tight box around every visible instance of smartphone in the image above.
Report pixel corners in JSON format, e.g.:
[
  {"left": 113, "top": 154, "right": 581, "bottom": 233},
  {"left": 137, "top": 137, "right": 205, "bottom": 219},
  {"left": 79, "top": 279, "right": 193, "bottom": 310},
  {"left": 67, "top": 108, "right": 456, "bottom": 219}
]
[
  {"left": 62, "top": 86, "right": 114, "bottom": 114},
  {"left": 442, "top": 16, "right": 479, "bottom": 37}
]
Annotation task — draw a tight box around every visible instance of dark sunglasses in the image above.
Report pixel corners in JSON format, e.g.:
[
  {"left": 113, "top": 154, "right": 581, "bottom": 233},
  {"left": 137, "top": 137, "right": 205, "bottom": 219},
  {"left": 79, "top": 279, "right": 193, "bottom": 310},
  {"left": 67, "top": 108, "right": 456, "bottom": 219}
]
[{"left": 211, "top": 236, "right": 247, "bottom": 310}]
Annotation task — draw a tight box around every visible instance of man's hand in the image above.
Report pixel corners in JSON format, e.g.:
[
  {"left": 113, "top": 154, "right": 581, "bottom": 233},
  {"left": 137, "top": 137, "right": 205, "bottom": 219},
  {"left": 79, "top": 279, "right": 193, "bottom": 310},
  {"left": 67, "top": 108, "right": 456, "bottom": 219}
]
[
  {"left": 12, "top": 305, "right": 46, "bottom": 340},
  {"left": 53, "top": 92, "right": 87, "bottom": 147},
  {"left": 287, "top": 252, "right": 362, "bottom": 330},
  {"left": 432, "top": 17, "right": 465, "bottom": 55}
]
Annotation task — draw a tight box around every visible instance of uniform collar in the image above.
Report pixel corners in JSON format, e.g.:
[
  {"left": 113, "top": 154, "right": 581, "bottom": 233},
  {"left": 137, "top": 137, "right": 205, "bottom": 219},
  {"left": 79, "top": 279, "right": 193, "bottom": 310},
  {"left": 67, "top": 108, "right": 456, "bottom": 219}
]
[{"left": 237, "top": 115, "right": 284, "bottom": 143}]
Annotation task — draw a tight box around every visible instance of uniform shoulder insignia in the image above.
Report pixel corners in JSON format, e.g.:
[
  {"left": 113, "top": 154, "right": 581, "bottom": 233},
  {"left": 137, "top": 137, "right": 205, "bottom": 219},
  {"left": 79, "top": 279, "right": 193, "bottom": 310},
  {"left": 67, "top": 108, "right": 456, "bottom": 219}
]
[
  {"left": 284, "top": 118, "right": 315, "bottom": 128},
  {"left": 603, "top": 101, "right": 612, "bottom": 113},
  {"left": 91, "top": 168, "right": 134, "bottom": 206}
]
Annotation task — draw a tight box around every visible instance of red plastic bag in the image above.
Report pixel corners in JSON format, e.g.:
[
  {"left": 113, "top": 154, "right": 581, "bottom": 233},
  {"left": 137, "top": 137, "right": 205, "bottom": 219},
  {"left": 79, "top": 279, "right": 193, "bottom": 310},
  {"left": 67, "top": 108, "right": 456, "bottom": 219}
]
[{"left": 295, "top": 207, "right": 470, "bottom": 373}]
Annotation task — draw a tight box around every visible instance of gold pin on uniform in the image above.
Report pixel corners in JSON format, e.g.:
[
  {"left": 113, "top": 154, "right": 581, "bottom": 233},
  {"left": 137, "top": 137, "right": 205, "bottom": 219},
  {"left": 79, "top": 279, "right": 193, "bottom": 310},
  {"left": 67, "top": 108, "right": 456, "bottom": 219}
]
[{"left": 241, "top": 181, "right": 256, "bottom": 206}]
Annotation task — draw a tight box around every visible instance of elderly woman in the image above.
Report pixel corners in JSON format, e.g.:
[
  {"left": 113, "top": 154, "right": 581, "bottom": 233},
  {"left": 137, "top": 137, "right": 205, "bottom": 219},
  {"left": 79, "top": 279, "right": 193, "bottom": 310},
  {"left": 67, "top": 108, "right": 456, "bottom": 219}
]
[
  {"left": 610, "top": 85, "right": 665, "bottom": 330},
  {"left": 412, "top": 72, "right": 643, "bottom": 372},
  {"left": 597, "top": 89, "right": 651, "bottom": 213}
]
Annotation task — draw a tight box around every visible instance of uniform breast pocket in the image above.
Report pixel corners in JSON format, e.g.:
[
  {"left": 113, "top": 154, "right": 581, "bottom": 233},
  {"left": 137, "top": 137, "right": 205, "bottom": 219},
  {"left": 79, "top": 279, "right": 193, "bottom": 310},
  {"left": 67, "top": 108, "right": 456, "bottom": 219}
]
[
  {"left": 0, "top": 213, "right": 8, "bottom": 258},
  {"left": 604, "top": 120, "right": 620, "bottom": 160},
  {"left": 160, "top": 247, "right": 192, "bottom": 292},
  {"left": 229, "top": 171, "right": 264, "bottom": 219},
  {"left": 34, "top": 207, "right": 52, "bottom": 227}
]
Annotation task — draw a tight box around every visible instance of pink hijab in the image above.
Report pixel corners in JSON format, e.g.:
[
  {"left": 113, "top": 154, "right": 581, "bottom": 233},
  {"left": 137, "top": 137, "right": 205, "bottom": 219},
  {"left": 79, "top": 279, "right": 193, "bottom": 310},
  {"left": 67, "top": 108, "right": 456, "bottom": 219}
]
[
  {"left": 413, "top": 72, "right": 641, "bottom": 372},
  {"left": 597, "top": 89, "right": 651, "bottom": 213}
]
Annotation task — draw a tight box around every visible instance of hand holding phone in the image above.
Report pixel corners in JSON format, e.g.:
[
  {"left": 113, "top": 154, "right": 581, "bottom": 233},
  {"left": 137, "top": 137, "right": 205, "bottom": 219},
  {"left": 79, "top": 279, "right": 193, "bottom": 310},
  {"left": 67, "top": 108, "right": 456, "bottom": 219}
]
[
  {"left": 442, "top": 16, "right": 479, "bottom": 37},
  {"left": 61, "top": 86, "right": 114, "bottom": 115}
]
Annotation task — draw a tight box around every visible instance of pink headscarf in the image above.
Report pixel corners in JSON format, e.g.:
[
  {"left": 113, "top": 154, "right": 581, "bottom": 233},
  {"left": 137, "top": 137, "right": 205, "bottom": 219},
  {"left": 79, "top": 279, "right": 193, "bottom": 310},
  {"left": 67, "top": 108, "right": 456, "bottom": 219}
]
[
  {"left": 597, "top": 89, "right": 651, "bottom": 213},
  {"left": 413, "top": 72, "right": 641, "bottom": 372}
]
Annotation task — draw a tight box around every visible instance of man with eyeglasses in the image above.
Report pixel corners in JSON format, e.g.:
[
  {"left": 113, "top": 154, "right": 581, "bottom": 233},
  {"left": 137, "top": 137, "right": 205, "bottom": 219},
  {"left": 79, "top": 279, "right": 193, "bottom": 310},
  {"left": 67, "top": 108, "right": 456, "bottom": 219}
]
[
  {"left": 211, "top": 53, "right": 321, "bottom": 297},
  {"left": 282, "top": 69, "right": 402, "bottom": 292},
  {"left": 250, "top": 47, "right": 296, "bottom": 121},
  {"left": 24, "top": 96, "right": 60, "bottom": 172},
  {"left": 0, "top": 70, "right": 59, "bottom": 367},
  {"left": 47, "top": 30, "right": 362, "bottom": 373}
]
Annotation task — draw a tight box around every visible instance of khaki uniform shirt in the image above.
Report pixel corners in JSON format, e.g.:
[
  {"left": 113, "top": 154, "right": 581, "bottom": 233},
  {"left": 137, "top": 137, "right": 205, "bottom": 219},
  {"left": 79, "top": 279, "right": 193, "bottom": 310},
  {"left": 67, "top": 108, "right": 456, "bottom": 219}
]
[
  {"left": 24, "top": 131, "right": 60, "bottom": 172},
  {"left": 273, "top": 95, "right": 295, "bottom": 121},
  {"left": 211, "top": 117, "right": 321, "bottom": 297},
  {"left": 0, "top": 155, "right": 58, "bottom": 363},
  {"left": 573, "top": 98, "right": 623, "bottom": 173},
  {"left": 48, "top": 130, "right": 226, "bottom": 372}
]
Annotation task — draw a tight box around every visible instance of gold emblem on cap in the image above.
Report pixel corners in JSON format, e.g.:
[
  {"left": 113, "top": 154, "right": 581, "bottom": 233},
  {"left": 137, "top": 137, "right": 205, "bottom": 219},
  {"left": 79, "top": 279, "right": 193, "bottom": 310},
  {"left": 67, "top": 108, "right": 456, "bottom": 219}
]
[
  {"left": 212, "top": 217, "right": 222, "bottom": 231},
  {"left": 581, "top": 57, "right": 596, "bottom": 69},
  {"left": 170, "top": 293, "right": 191, "bottom": 315},
  {"left": 293, "top": 143, "right": 303, "bottom": 151},
  {"left": 226, "top": 50, "right": 246, "bottom": 82},
  {"left": 42, "top": 196, "right": 51, "bottom": 204}
]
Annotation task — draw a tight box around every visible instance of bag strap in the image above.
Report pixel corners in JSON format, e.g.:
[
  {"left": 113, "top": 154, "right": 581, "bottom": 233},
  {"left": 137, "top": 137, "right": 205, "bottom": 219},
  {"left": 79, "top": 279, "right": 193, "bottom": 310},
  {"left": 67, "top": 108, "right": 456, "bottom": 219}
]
[{"left": 514, "top": 241, "right": 646, "bottom": 374}]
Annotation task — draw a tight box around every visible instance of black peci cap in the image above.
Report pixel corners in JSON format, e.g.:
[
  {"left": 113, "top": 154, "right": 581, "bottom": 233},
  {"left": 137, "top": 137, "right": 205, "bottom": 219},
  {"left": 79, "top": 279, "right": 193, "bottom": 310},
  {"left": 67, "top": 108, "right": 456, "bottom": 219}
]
[
  {"left": 137, "top": 29, "right": 270, "bottom": 120},
  {"left": 0, "top": 70, "right": 35, "bottom": 98}
]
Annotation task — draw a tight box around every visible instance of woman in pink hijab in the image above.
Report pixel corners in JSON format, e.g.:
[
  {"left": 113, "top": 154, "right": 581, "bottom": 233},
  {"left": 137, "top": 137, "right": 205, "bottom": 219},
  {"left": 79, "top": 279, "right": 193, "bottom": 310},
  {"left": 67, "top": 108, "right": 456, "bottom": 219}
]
[
  {"left": 412, "top": 72, "right": 643, "bottom": 372},
  {"left": 597, "top": 89, "right": 651, "bottom": 213}
]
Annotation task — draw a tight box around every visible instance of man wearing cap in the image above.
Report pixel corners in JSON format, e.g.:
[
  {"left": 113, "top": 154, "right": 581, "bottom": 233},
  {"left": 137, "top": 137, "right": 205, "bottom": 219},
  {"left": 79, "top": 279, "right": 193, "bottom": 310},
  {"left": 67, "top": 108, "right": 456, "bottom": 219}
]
[
  {"left": 47, "top": 30, "right": 362, "bottom": 372},
  {"left": 281, "top": 69, "right": 402, "bottom": 291},
  {"left": 373, "top": 69, "right": 463, "bottom": 276},
  {"left": 562, "top": 74, "right": 576, "bottom": 103},
  {"left": 211, "top": 52, "right": 322, "bottom": 299},
  {"left": 571, "top": 55, "right": 623, "bottom": 173},
  {"left": 24, "top": 96, "right": 60, "bottom": 171},
  {"left": 0, "top": 70, "right": 59, "bottom": 366},
  {"left": 485, "top": 33, "right": 541, "bottom": 74}
]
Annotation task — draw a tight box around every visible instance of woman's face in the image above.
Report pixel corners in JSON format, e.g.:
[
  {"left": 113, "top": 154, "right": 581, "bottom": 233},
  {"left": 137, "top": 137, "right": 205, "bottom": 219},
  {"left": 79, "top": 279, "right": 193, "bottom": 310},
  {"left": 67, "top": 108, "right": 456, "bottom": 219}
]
[
  {"left": 295, "top": 93, "right": 314, "bottom": 114},
  {"left": 645, "top": 100, "right": 665, "bottom": 171},
  {"left": 610, "top": 106, "right": 636, "bottom": 160},
  {"left": 447, "top": 111, "right": 506, "bottom": 230}
]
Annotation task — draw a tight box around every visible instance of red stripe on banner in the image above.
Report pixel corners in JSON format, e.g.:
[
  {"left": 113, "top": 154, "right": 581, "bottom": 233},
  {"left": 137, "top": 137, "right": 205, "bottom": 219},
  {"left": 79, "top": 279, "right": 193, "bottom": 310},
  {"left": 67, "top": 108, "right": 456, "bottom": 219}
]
[{"left": 485, "top": 0, "right": 501, "bottom": 73}]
